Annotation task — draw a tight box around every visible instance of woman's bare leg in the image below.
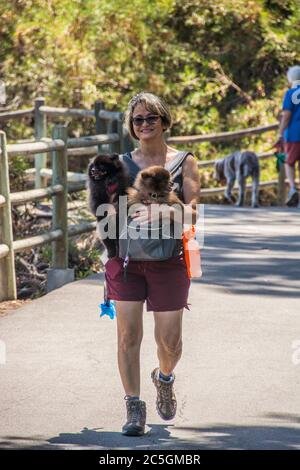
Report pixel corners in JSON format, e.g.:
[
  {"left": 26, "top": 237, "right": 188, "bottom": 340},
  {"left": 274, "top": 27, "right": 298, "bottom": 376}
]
[
  {"left": 285, "top": 162, "right": 296, "bottom": 189},
  {"left": 116, "top": 300, "right": 144, "bottom": 397},
  {"left": 153, "top": 308, "right": 184, "bottom": 376}
]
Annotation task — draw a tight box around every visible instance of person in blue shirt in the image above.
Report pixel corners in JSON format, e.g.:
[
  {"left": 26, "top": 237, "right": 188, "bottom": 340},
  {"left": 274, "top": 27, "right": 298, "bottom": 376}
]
[{"left": 275, "top": 65, "right": 300, "bottom": 206}]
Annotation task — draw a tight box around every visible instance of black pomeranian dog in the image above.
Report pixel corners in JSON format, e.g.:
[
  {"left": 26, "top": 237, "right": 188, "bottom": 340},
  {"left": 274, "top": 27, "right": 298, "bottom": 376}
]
[{"left": 87, "top": 153, "right": 130, "bottom": 258}]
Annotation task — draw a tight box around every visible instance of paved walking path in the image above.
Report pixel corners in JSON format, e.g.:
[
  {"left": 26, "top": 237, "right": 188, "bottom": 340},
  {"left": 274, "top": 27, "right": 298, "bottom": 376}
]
[{"left": 0, "top": 205, "right": 300, "bottom": 450}]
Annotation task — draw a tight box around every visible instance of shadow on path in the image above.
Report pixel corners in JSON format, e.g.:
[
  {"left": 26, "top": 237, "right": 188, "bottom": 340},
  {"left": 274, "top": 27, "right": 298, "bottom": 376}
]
[{"left": 2, "top": 419, "right": 300, "bottom": 450}]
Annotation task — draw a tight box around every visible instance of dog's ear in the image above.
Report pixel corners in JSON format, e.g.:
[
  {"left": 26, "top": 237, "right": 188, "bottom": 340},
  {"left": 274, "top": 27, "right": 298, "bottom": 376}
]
[
  {"left": 140, "top": 170, "right": 150, "bottom": 179},
  {"left": 87, "top": 157, "right": 96, "bottom": 171},
  {"left": 110, "top": 153, "right": 119, "bottom": 162}
]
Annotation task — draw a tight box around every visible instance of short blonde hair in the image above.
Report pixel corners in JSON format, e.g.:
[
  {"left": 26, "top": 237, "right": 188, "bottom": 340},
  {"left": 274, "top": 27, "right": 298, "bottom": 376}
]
[{"left": 124, "top": 92, "right": 172, "bottom": 140}]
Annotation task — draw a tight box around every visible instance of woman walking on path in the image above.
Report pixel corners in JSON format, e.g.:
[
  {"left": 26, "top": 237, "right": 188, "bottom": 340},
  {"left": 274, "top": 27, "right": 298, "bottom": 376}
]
[
  {"left": 104, "top": 92, "right": 201, "bottom": 436},
  {"left": 275, "top": 65, "right": 300, "bottom": 206}
]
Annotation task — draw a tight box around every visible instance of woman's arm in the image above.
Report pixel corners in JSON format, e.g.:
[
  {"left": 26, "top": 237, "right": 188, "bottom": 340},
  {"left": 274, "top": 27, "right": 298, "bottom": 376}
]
[
  {"left": 274, "top": 110, "right": 291, "bottom": 148},
  {"left": 170, "top": 154, "right": 201, "bottom": 225},
  {"left": 278, "top": 110, "right": 292, "bottom": 138}
]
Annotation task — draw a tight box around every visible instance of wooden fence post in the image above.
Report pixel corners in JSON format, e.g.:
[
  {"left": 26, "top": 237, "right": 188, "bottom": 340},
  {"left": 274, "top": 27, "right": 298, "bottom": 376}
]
[
  {"left": 0, "top": 131, "right": 17, "bottom": 301},
  {"left": 123, "top": 127, "right": 135, "bottom": 153},
  {"left": 47, "top": 125, "right": 74, "bottom": 292},
  {"left": 51, "top": 125, "right": 68, "bottom": 269},
  {"left": 277, "top": 162, "right": 286, "bottom": 206},
  {"left": 94, "top": 100, "right": 106, "bottom": 153},
  {"left": 34, "top": 97, "right": 47, "bottom": 189},
  {"left": 107, "top": 119, "right": 114, "bottom": 154},
  {"left": 109, "top": 119, "right": 120, "bottom": 154},
  {"left": 117, "top": 113, "right": 125, "bottom": 154},
  {"left": 108, "top": 117, "right": 123, "bottom": 154}
]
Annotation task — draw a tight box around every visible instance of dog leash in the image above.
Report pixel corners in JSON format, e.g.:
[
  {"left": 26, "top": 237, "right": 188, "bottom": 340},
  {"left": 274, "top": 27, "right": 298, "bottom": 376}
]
[{"left": 263, "top": 145, "right": 286, "bottom": 171}]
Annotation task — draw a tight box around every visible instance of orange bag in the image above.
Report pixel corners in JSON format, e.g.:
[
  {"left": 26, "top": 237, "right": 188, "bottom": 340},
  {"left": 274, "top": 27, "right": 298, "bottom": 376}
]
[{"left": 182, "top": 225, "right": 202, "bottom": 279}]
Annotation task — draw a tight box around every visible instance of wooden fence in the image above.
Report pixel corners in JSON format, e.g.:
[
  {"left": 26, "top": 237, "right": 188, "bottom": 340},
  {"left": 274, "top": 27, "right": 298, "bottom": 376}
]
[
  {"left": 0, "top": 98, "right": 133, "bottom": 188},
  {"left": 0, "top": 99, "right": 131, "bottom": 301},
  {"left": 0, "top": 99, "right": 283, "bottom": 301}
]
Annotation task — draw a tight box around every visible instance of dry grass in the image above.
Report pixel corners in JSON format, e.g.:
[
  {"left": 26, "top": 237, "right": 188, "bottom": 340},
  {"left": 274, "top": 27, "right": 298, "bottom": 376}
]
[{"left": 0, "top": 299, "right": 31, "bottom": 317}]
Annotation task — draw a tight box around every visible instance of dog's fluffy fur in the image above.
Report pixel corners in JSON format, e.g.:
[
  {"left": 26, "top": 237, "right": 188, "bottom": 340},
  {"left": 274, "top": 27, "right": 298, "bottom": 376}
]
[
  {"left": 214, "top": 151, "right": 260, "bottom": 207},
  {"left": 87, "top": 153, "right": 130, "bottom": 258},
  {"left": 88, "top": 158, "right": 184, "bottom": 257},
  {"left": 127, "top": 165, "right": 184, "bottom": 208}
]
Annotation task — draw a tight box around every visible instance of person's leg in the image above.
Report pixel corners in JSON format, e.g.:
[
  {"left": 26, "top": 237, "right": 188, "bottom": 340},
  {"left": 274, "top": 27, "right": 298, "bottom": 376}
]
[
  {"left": 153, "top": 308, "right": 183, "bottom": 376},
  {"left": 151, "top": 308, "right": 183, "bottom": 420},
  {"left": 116, "top": 300, "right": 147, "bottom": 437},
  {"left": 285, "top": 162, "right": 299, "bottom": 206},
  {"left": 284, "top": 142, "right": 299, "bottom": 204},
  {"left": 105, "top": 259, "right": 147, "bottom": 436},
  {"left": 298, "top": 160, "right": 300, "bottom": 208},
  {"left": 283, "top": 142, "right": 299, "bottom": 205},
  {"left": 285, "top": 162, "right": 296, "bottom": 189},
  {"left": 116, "top": 300, "right": 144, "bottom": 397}
]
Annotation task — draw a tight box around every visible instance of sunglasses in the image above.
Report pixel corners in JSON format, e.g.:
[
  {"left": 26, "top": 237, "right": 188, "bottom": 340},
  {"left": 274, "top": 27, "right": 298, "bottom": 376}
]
[{"left": 132, "top": 115, "right": 160, "bottom": 127}]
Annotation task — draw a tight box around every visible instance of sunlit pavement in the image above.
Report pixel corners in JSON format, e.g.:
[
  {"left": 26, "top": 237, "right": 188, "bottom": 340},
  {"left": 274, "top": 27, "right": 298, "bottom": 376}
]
[{"left": 0, "top": 205, "right": 300, "bottom": 450}]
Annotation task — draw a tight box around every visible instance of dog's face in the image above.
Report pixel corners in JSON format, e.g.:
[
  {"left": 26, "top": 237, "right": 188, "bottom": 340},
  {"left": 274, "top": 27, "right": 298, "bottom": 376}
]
[
  {"left": 135, "top": 166, "right": 172, "bottom": 205},
  {"left": 88, "top": 153, "right": 120, "bottom": 180},
  {"left": 88, "top": 153, "right": 123, "bottom": 194},
  {"left": 214, "top": 159, "right": 225, "bottom": 183}
]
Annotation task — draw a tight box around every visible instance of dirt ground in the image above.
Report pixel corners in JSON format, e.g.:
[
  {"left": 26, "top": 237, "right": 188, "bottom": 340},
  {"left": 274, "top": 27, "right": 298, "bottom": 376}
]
[{"left": 0, "top": 299, "right": 31, "bottom": 317}]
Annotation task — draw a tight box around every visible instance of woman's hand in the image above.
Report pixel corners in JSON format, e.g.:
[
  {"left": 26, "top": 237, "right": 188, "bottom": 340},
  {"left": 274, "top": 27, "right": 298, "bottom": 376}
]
[{"left": 273, "top": 135, "right": 284, "bottom": 152}]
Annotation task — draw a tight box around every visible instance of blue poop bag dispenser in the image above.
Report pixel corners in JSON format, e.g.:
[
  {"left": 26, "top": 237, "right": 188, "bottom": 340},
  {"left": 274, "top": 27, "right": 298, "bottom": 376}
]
[{"left": 99, "top": 280, "right": 117, "bottom": 319}]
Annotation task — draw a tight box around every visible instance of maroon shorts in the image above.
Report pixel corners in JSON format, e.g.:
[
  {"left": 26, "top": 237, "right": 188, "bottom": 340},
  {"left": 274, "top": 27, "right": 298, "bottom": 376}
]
[
  {"left": 284, "top": 142, "right": 300, "bottom": 166},
  {"left": 105, "top": 254, "right": 191, "bottom": 312}
]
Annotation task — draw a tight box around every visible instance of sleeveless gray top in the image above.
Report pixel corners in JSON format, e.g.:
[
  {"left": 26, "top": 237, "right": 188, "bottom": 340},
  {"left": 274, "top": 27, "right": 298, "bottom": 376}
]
[
  {"left": 119, "top": 151, "right": 194, "bottom": 257},
  {"left": 120, "top": 151, "right": 193, "bottom": 202}
]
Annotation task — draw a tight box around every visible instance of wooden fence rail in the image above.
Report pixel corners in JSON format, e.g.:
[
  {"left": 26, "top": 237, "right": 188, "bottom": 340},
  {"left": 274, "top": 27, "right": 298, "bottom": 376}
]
[
  {"left": 39, "top": 105, "right": 95, "bottom": 118},
  {"left": 199, "top": 179, "right": 288, "bottom": 197},
  {"left": 0, "top": 108, "right": 34, "bottom": 121},
  {"left": 168, "top": 123, "right": 278, "bottom": 144},
  {"left": 198, "top": 150, "right": 274, "bottom": 168},
  {"left": 7, "top": 138, "right": 65, "bottom": 156},
  {"left": 0, "top": 98, "right": 132, "bottom": 187}
]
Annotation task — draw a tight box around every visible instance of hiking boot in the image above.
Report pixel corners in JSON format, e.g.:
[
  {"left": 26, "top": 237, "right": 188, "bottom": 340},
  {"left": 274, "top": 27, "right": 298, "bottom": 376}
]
[
  {"left": 151, "top": 368, "right": 177, "bottom": 421},
  {"left": 122, "top": 397, "right": 146, "bottom": 436},
  {"left": 286, "top": 188, "right": 299, "bottom": 207}
]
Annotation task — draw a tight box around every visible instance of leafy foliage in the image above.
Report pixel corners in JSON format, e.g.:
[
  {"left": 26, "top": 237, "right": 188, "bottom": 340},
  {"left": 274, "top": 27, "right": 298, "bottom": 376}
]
[
  {"left": 0, "top": 0, "right": 299, "bottom": 161},
  {"left": 1, "top": 0, "right": 299, "bottom": 295}
]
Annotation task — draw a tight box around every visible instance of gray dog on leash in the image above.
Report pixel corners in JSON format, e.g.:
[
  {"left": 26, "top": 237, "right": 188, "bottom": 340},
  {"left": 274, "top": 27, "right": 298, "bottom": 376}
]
[{"left": 214, "top": 151, "right": 260, "bottom": 207}]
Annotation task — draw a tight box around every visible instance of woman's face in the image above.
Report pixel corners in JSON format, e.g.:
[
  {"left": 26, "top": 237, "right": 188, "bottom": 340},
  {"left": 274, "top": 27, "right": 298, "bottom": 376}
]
[{"left": 132, "top": 103, "right": 164, "bottom": 142}]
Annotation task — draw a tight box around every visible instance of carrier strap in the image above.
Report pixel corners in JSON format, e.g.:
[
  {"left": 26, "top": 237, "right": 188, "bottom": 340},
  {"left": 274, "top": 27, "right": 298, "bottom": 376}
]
[
  {"left": 165, "top": 151, "right": 192, "bottom": 176},
  {"left": 119, "top": 151, "right": 192, "bottom": 184}
]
